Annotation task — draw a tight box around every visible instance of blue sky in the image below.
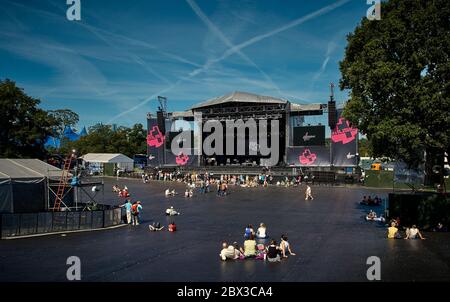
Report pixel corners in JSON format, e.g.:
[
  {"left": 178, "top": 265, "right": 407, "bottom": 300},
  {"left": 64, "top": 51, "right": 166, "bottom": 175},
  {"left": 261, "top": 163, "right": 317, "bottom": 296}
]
[{"left": 0, "top": 0, "right": 368, "bottom": 129}]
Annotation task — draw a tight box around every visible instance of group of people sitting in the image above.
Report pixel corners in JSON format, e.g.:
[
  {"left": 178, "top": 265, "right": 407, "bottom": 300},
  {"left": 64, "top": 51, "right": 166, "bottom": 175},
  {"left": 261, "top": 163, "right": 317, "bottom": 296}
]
[
  {"left": 165, "top": 206, "right": 180, "bottom": 216},
  {"left": 360, "top": 195, "right": 382, "bottom": 206},
  {"left": 220, "top": 223, "right": 296, "bottom": 262},
  {"left": 365, "top": 210, "right": 386, "bottom": 222},
  {"left": 113, "top": 185, "right": 130, "bottom": 198},
  {"left": 184, "top": 189, "right": 194, "bottom": 198},
  {"left": 387, "top": 221, "right": 426, "bottom": 240},
  {"left": 165, "top": 189, "right": 177, "bottom": 197},
  {"left": 149, "top": 221, "right": 177, "bottom": 232},
  {"left": 387, "top": 220, "right": 447, "bottom": 239}
]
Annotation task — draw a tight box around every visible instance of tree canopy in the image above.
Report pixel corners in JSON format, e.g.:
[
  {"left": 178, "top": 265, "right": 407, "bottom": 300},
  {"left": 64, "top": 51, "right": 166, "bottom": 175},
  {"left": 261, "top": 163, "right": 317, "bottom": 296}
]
[
  {"left": 47, "top": 109, "right": 79, "bottom": 138},
  {"left": 61, "top": 123, "right": 147, "bottom": 158},
  {"left": 0, "top": 79, "right": 62, "bottom": 158},
  {"left": 340, "top": 0, "right": 450, "bottom": 174}
]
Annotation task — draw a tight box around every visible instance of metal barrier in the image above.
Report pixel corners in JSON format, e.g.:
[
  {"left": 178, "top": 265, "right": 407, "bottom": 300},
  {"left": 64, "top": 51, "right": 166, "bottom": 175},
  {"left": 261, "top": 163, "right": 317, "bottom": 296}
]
[{"left": 0, "top": 207, "right": 124, "bottom": 239}]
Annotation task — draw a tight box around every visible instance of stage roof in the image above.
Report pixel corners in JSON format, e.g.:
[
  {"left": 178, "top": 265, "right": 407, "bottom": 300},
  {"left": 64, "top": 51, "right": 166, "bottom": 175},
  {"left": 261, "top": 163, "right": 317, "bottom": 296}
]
[{"left": 191, "top": 91, "right": 288, "bottom": 110}]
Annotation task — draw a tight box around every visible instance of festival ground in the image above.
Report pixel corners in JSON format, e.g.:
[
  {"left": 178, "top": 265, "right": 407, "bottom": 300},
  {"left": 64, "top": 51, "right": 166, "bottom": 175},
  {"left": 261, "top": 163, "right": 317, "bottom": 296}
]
[{"left": 0, "top": 178, "right": 449, "bottom": 282}]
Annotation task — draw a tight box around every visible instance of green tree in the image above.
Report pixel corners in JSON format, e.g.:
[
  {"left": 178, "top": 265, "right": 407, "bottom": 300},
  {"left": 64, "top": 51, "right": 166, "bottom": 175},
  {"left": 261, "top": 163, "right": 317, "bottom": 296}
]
[
  {"left": 63, "top": 123, "right": 147, "bottom": 158},
  {"left": 358, "top": 138, "right": 372, "bottom": 157},
  {"left": 0, "top": 79, "right": 59, "bottom": 158},
  {"left": 339, "top": 0, "right": 450, "bottom": 185},
  {"left": 47, "top": 109, "right": 79, "bottom": 138}
]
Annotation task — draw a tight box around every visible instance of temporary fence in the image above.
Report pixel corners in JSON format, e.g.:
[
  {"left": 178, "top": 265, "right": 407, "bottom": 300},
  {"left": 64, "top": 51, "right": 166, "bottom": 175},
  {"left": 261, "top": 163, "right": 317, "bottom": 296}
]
[{"left": 0, "top": 206, "right": 124, "bottom": 239}]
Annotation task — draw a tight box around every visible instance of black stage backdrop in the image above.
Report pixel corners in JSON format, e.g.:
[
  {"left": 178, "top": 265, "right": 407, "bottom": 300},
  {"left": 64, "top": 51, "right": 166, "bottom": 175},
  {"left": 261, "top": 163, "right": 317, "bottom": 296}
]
[
  {"left": 331, "top": 110, "right": 358, "bottom": 167},
  {"left": 293, "top": 125, "right": 325, "bottom": 146},
  {"left": 287, "top": 146, "right": 331, "bottom": 167},
  {"left": 147, "top": 117, "right": 165, "bottom": 166}
]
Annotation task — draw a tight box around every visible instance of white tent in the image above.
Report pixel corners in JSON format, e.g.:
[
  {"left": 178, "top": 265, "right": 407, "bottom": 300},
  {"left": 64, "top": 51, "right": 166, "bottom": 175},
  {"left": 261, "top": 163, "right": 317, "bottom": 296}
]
[{"left": 81, "top": 153, "right": 134, "bottom": 172}]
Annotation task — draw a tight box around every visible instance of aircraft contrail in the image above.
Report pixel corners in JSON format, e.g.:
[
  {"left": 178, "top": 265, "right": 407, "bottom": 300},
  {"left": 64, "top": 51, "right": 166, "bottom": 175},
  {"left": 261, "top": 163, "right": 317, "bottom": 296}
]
[
  {"left": 186, "top": 0, "right": 284, "bottom": 97},
  {"left": 108, "top": 0, "right": 351, "bottom": 121},
  {"left": 189, "top": 0, "right": 352, "bottom": 76}
]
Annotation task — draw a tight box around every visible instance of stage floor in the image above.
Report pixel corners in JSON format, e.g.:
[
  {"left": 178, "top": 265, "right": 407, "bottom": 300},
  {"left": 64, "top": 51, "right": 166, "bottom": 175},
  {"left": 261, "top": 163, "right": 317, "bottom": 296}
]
[{"left": 0, "top": 178, "right": 449, "bottom": 282}]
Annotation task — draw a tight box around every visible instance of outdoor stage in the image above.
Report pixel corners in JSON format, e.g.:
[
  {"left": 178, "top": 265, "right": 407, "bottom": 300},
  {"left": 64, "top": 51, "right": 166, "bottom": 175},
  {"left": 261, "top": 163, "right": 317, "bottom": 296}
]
[
  {"left": 146, "top": 91, "right": 360, "bottom": 171},
  {"left": 1, "top": 177, "right": 449, "bottom": 282}
]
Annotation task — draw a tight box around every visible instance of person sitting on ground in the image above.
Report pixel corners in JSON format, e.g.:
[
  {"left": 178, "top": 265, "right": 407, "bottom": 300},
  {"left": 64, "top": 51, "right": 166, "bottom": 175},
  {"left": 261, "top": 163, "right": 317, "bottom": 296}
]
[
  {"left": 367, "top": 195, "right": 374, "bottom": 205},
  {"left": 112, "top": 184, "right": 120, "bottom": 192},
  {"left": 256, "top": 223, "right": 268, "bottom": 239},
  {"left": 243, "top": 233, "right": 257, "bottom": 258},
  {"left": 244, "top": 224, "right": 255, "bottom": 239},
  {"left": 366, "top": 210, "right": 377, "bottom": 221},
  {"left": 433, "top": 222, "right": 448, "bottom": 232},
  {"left": 405, "top": 225, "right": 426, "bottom": 240},
  {"left": 280, "top": 235, "right": 296, "bottom": 258},
  {"left": 149, "top": 222, "right": 164, "bottom": 231},
  {"left": 184, "top": 189, "right": 190, "bottom": 198},
  {"left": 360, "top": 196, "right": 368, "bottom": 205},
  {"left": 255, "top": 244, "right": 266, "bottom": 260},
  {"left": 233, "top": 242, "right": 244, "bottom": 259},
  {"left": 387, "top": 221, "right": 402, "bottom": 239},
  {"left": 374, "top": 214, "right": 386, "bottom": 223},
  {"left": 266, "top": 239, "right": 281, "bottom": 262},
  {"left": 375, "top": 196, "right": 381, "bottom": 204},
  {"left": 165, "top": 189, "right": 176, "bottom": 197},
  {"left": 119, "top": 188, "right": 130, "bottom": 198},
  {"left": 220, "top": 242, "right": 237, "bottom": 261},
  {"left": 165, "top": 206, "right": 180, "bottom": 216},
  {"left": 168, "top": 222, "right": 177, "bottom": 232}
]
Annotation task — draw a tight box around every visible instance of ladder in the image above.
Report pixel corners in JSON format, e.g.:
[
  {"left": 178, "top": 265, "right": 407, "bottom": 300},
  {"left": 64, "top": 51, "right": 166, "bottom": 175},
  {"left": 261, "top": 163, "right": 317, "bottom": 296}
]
[{"left": 52, "top": 155, "right": 72, "bottom": 211}]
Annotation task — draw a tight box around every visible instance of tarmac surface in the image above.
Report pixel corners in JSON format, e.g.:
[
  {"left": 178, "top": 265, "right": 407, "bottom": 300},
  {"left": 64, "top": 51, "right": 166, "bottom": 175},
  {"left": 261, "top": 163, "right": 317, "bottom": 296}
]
[{"left": 0, "top": 177, "right": 449, "bottom": 282}]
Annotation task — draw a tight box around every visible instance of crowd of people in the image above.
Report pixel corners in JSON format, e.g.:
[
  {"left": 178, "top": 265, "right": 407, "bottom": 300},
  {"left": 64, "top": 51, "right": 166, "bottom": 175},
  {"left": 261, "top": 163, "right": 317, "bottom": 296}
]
[
  {"left": 144, "top": 170, "right": 318, "bottom": 190},
  {"left": 220, "top": 223, "right": 296, "bottom": 262},
  {"left": 157, "top": 171, "right": 315, "bottom": 201}
]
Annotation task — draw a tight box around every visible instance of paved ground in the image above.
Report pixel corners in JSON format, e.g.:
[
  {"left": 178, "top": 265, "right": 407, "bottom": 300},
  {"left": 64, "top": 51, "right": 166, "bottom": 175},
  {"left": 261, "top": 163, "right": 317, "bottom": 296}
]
[{"left": 0, "top": 177, "right": 449, "bottom": 282}]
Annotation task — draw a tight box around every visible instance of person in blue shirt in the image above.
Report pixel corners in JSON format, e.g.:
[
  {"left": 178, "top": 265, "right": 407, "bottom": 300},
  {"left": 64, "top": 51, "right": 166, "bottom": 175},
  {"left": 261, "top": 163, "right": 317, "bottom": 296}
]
[
  {"left": 70, "top": 176, "right": 80, "bottom": 187},
  {"left": 120, "top": 199, "right": 132, "bottom": 224},
  {"left": 244, "top": 224, "right": 255, "bottom": 239}
]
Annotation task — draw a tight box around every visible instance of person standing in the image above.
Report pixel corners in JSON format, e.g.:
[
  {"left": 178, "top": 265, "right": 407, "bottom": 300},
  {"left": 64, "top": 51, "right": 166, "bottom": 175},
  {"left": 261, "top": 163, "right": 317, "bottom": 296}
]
[
  {"left": 120, "top": 199, "right": 133, "bottom": 224},
  {"left": 305, "top": 185, "right": 313, "bottom": 200},
  {"left": 131, "top": 201, "right": 143, "bottom": 226}
]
